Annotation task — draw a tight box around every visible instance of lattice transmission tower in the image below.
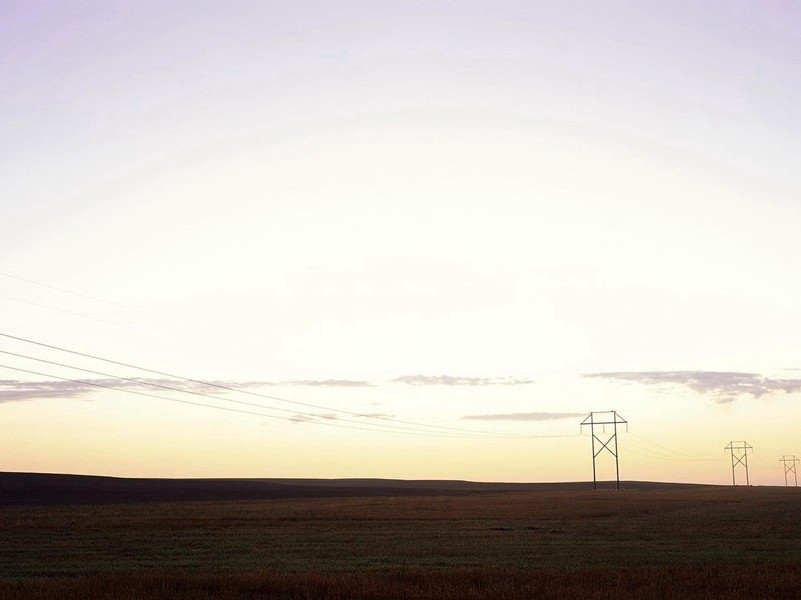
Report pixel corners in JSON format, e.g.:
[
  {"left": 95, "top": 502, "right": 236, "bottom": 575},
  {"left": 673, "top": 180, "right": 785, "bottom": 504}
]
[
  {"left": 779, "top": 455, "right": 799, "bottom": 487},
  {"left": 580, "top": 411, "right": 627, "bottom": 490},
  {"left": 725, "top": 441, "right": 753, "bottom": 486}
]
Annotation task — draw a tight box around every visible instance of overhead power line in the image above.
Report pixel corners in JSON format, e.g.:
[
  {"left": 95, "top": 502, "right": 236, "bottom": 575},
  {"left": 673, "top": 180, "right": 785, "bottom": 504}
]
[
  {"left": 0, "top": 285, "right": 193, "bottom": 345},
  {"left": 625, "top": 440, "right": 723, "bottom": 463},
  {"left": 627, "top": 432, "right": 724, "bottom": 462},
  {"left": 0, "top": 293, "right": 130, "bottom": 328},
  {"left": 0, "top": 270, "right": 286, "bottom": 352},
  {"left": 624, "top": 446, "right": 716, "bottom": 464},
  {"left": 0, "top": 348, "right": 505, "bottom": 438},
  {"left": 0, "top": 363, "right": 515, "bottom": 439},
  {"left": 0, "top": 331, "right": 570, "bottom": 439},
  {"left": 0, "top": 270, "right": 148, "bottom": 315}
]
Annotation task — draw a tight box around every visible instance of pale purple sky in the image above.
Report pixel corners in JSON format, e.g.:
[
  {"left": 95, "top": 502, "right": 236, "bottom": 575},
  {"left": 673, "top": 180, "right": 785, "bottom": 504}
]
[{"left": 1, "top": 1, "right": 800, "bottom": 483}]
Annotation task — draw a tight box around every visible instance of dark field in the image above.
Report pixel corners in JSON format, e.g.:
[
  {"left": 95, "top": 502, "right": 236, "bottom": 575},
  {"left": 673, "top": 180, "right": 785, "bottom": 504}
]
[
  {"left": 2, "top": 475, "right": 800, "bottom": 598},
  {"left": 0, "top": 472, "right": 703, "bottom": 505}
]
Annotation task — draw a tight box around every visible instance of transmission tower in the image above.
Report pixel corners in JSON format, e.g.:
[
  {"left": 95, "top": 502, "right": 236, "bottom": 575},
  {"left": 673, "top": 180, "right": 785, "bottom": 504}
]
[
  {"left": 779, "top": 455, "right": 799, "bottom": 487},
  {"left": 725, "top": 441, "right": 753, "bottom": 486},
  {"left": 580, "top": 411, "right": 628, "bottom": 490}
]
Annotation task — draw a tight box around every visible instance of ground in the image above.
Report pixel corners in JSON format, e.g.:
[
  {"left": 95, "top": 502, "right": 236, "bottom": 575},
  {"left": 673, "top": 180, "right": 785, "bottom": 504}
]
[{"left": 1, "top": 477, "right": 800, "bottom": 598}]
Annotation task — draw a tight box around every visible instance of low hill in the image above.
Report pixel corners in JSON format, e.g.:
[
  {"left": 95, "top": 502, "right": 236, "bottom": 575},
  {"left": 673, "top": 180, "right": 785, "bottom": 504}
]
[{"left": 0, "top": 472, "right": 713, "bottom": 505}]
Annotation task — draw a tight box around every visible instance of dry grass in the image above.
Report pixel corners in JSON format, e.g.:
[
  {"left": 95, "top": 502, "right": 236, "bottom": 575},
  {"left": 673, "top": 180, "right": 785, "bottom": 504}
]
[
  {"left": 2, "top": 486, "right": 801, "bottom": 597},
  {"left": 3, "top": 565, "right": 801, "bottom": 599}
]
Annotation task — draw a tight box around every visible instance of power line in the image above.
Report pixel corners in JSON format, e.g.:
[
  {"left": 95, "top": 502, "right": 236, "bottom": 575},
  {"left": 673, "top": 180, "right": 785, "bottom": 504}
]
[
  {"left": 0, "top": 270, "right": 270, "bottom": 352},
  {"left": 0, "top": 270, "right": 290, "bottom": 353},
  {"left": 0, "top": 331, "right": 567, "bottom": 439},
  {"left": 0, "top": 278, "right": 560, "bottom": 439},
  {"left": 625, "top": 440, "right": 723, "bottom": 463},
  {"left": 625, "top": 446, "right": 687, "bottom": 462},
  {"left": 0, "top": 348, "right": 506, "bottom": 438},
  {"left": 0, "top": 270, "right": 149, "bottom": 315},
  {"left": 0, "top": 363, "right": 511, "bottom": 439},
  {"left": 0, "top": 270, "right": 213, "bottom": 342},
  {"left": 0, "top": 293, "right": 130, "bottom": 329},
  {"left": 627, "top": 432, "right": 723, "bottom": 462}
]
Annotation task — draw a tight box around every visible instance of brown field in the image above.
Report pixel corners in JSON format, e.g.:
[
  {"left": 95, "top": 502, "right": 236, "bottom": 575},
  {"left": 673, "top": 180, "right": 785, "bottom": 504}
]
[
  {"left": 4, "top": 565, "right": 801, "bottom": 600},
  {"left": 2, "top": 484, "right": 801, "bottom": 598}
]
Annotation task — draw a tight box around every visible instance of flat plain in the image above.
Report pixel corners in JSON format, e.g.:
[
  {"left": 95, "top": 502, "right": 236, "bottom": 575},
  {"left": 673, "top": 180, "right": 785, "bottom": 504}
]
[{"left": 1, "top": 478, "right": 800, "bottom": 598}]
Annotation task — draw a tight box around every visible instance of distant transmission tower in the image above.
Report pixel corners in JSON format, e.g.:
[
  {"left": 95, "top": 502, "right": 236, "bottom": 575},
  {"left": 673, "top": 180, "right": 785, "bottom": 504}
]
[
  {"left": 779, "top": 455, "right": 799, "bottom": 487},
  {"left": 725, "top": 441, "right": 753, "bottom": 486},
  {"left": 580, "top": 411, "right": 628, "bottom": 490}
]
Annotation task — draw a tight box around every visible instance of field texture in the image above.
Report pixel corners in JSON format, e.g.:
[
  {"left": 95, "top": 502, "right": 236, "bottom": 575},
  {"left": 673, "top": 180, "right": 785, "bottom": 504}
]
[{"left": 1, "top": 486, "right": 800, "bottom": 598}]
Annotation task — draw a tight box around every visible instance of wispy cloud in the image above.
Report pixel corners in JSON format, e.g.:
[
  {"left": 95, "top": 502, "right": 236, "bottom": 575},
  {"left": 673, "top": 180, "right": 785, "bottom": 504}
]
[
  {"left": 288, "top": 412, "right": 396, "bottom": 425},
  {"left": 0, "top": 379, "right": 94, "bottom": 402},
  {"left": 0, "top": 377, "right": 370, "bottom": 403},
  {"left": 393, "top": 375, "right": 535, "bottom": 386},
  {"left": 0, "top": 378, "right": 242, "bottom": 402},
  {"left": 281, "top": 379, "right": 373, "bottom": 387},
  {"left": 462, "top": 411, "right": 584, "bottom": 421},
  {"left": 1, "top": 372, "right": 538, "bottom": 403},
  {"left": 356, "top": 412, "right": 395, "bottom": 418},
  {"left": 288, "top": 412, "right": 341, "bottom": 424},
  {"left": 584, "top": 371, "right": 801, "bottom": 402}
]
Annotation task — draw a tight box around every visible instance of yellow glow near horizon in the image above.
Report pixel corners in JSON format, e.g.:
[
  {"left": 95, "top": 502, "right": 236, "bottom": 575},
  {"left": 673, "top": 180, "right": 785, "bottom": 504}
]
[{"left": 2, "top": 2, "right": 800, "bottom": 485}]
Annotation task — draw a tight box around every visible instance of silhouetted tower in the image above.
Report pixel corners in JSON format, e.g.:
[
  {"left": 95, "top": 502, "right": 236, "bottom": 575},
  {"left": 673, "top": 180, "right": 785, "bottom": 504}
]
[
  {"left": 725, "top": 441, "right": 752, "bottom": 486},
  {"left": 580, "top": 411, "right": 628, "bottom": 490},
  {"left": 779, "top": 455, "right": 799, "bottom": 487}
]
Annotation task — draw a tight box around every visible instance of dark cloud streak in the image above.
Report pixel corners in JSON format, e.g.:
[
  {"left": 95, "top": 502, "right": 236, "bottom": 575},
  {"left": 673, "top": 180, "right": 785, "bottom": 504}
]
[
  {"left": 462, "top": 412, "right": 584, "bottom": 421},
  {"left": 584, "top": 371, "right": 801, "bottom": 402},
  {"left": 0, "top": 377, "right": 371, "bottom": 403},
  {"left": 282, "top": 379, "right": 373, "bottom": 387},
  {"left": 393, "top": 375, "right": 535, "bottom": 386}
]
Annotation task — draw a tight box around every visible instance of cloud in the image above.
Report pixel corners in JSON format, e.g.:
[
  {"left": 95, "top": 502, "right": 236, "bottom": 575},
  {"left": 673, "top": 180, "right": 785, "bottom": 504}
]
[
  {"left": 462, "top": 412, "right": 584, "bottom": 421},
  {"left": 392, "top": 375, "right": 535, "bottom": 386},
  {"left": 0, "top": 378, "right": 252, "bottom": 403},
  {"left": 1, "top": 373, "right": 537, "bottom": 402},
  {"left": 356, "top": 412, "right": 395, "bottom": 419},
  {"left": 288, "top": 412, "right": 341, "bottom": 424},
  {"left": 315, "top": 413, "right": 339, "bottom": 420},
  {"left": 0, "top": 379, "right": 95, "bottom": 402},
  {"left": 0, "top": 376, "right": 377, "bottom": 403},
  {"left": 288, "top": 412, "right": 397, "bottom": 425},
  {"left": 0, "top": 378, "right": 190, "bottom": 402},
  {"left": 584, "top": 371, "right": 801, "bottom": 402},
  {"left": 282, "top": 379, "right": 373, "bottom": 387}
]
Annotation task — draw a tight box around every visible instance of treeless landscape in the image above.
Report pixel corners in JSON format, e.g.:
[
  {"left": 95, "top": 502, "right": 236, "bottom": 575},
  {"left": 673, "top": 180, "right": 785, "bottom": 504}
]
[
  {"left": 4, "top": 1, "right": 800, "bottom": 597},
  {"left": 2, "top": 476, "right": 800, "bottom": 598}
]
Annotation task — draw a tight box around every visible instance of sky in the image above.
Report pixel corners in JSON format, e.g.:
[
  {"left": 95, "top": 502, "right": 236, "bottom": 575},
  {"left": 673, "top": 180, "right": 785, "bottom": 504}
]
[{"left": 1, "top": 1, "right": 800, "bottom": 485}]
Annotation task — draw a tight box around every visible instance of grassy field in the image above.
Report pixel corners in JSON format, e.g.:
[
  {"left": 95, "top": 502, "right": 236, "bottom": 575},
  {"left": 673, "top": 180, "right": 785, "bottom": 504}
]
[
  {"left": 2, "top": 486, "right": 800, "bottom": 597},
  {"left": 4, "top": 565, "right": 801, "bottom": 599}
]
